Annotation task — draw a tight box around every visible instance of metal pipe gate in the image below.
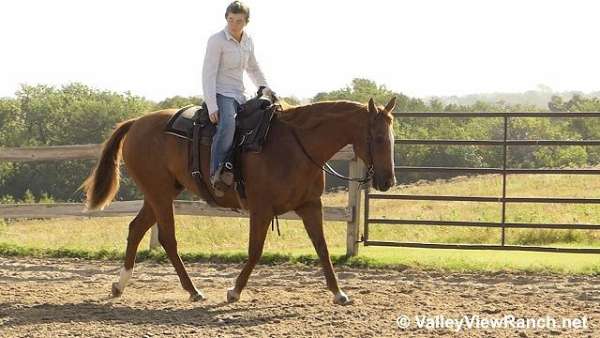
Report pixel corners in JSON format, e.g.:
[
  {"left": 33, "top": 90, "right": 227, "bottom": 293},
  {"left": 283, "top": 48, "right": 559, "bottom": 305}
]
[{"left": 363, "top": 111, "right": 600, "bottom": 253}]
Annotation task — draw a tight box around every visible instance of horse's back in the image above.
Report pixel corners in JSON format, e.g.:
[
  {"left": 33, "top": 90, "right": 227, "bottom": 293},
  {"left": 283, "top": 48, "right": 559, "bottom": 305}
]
[{"left": 122, "top": 109, "right": 189, "bottom": 181}]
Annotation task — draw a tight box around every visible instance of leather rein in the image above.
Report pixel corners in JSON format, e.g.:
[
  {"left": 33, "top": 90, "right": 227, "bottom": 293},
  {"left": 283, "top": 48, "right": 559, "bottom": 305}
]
[{"left": 288, "top": 114, "right": 376, "bottom": 187}]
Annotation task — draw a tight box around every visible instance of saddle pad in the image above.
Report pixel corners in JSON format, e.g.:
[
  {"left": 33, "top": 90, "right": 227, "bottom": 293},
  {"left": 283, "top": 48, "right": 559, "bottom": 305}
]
[{"left": 164, "top": 105, "right": 215, "bottom": 144}]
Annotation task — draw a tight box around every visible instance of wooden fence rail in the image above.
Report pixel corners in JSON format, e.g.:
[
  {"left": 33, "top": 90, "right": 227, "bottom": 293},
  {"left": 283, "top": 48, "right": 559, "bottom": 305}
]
[{"left": 0, "top": 144, "right": 364, "bottom": 255}]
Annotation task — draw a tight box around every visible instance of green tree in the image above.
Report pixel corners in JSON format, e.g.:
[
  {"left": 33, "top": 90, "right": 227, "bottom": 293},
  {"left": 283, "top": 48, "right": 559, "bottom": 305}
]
[
  {"left": 279, "top": 96, "right": 301, "bottom": 106},
  {"left": 0, "top": 83, "right": 154, "bottom": 201},
  {"left": 155, "top": 95, "right": 203, "bottom": 110}
]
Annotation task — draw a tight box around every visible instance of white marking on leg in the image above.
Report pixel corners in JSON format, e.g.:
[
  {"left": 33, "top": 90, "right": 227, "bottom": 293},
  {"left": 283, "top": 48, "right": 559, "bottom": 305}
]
[
  {"left": 227, "top": 287, "right": 240, "bottom": 303},
  {"left": 117, "top": 268, "right": 133, "bottom": 291},
  {"left": 334, "top": 290, "right": 351, "bottom": 305}
]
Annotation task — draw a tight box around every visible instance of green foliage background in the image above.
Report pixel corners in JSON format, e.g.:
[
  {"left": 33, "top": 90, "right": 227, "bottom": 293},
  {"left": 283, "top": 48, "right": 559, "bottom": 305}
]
[
  {"left": 0, "top": 83, "right": 201, "bottom": 202},
  {"left": 313, "top": 79, "right": 600, "bottom": 185},
  {"left": 1, "top": 79, "right": 600, "bottom": 202}
]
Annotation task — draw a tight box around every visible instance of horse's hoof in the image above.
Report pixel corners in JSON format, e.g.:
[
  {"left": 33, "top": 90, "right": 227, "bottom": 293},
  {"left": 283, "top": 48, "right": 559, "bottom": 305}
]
[
  {"left": 226, "top": 288, "right": 240, "bottom": 303},
  {"left": 111, "top": 282, "right": 123, "bottom": 298},
  {"left": 189, "top": 292, "right": 206, "bottom": 302},
  {"left": 333, "top": 291, "right": 353, "bottom": 305}
]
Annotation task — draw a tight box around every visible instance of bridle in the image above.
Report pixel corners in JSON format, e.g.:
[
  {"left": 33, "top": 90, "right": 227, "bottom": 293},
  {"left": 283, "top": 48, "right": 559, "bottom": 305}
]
[{"left": 289, "top": 111, "right": 377, "bottom": 187}]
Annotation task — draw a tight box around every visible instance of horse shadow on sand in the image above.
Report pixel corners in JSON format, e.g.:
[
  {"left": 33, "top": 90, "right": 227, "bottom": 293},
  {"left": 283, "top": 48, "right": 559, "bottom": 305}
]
[{"left": 0, "top": 300, "right": 302, "bottom": 328}]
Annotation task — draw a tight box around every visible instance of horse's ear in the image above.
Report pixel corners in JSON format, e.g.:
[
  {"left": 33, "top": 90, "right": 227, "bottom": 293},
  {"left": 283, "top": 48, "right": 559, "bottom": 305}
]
[
  {"left": 384, "top": 96, "right": 396, "bottom": 113},
  {"left": 368, "top": 98, "right": 377, "bottom": 113}
]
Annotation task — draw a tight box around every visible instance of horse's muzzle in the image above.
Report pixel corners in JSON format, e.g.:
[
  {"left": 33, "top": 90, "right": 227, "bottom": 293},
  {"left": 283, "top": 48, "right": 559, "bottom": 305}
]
[{"left": 373, "top": 174, "right": 396, "bottom": 192}]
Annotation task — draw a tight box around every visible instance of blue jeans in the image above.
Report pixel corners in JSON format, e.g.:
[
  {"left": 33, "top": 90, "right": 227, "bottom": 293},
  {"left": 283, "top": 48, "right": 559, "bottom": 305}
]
[{"left": 211, "top": 94, "right": 239, "bottom": 176}]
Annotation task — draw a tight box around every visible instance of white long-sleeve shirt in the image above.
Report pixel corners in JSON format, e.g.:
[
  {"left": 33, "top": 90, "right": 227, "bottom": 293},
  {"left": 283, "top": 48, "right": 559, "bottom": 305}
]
[{"left": 202, "top": 27, "right": 269, "bottom": 113}]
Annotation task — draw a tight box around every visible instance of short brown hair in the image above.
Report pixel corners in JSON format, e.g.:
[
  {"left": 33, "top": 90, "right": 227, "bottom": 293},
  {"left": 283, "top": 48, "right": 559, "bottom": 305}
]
[{"left": 225, "top": 1, "right": 250, "bottom": 23}]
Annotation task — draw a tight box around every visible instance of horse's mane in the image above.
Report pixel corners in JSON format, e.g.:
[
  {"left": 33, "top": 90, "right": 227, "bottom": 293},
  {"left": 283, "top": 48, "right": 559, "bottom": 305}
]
[{"left": 277, "top": 100, "right": 366, "bottom": 130}]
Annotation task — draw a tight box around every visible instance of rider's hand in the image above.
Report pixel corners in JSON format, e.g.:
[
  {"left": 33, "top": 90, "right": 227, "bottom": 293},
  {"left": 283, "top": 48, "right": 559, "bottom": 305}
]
[
  {"left": 209, "top": 110, "right": 219, "bottom": 124},
  {"left": 261, "top": 87, "right": 277, "bottom": 102}
]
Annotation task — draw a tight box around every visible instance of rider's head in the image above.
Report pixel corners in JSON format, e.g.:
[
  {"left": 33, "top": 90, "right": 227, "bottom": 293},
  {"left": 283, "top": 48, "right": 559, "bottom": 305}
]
[{"left": 225, "top": 1, "right": 250, "bottom": 36}]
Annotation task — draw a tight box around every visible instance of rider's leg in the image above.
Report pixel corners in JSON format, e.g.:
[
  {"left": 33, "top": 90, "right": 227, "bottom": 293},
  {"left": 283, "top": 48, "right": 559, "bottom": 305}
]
[{"left": 210, "top": 94, "right": 238, "bottom": 192}]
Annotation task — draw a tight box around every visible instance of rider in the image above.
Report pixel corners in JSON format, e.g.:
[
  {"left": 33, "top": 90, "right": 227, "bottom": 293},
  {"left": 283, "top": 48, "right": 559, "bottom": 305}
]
[{"left": 202, "top": 1, "right": 271, "bottom": 196}]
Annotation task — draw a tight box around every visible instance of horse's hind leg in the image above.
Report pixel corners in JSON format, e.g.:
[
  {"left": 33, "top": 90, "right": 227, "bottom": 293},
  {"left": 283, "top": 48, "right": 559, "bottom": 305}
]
[
  {"left": 151, "top": 199, "right": 205, "bottom": 301},
  {"left": 295, "top": 199, "right": 351, "bottom": 305},
  {"left": 111, "top": 200, "right": 155, "bottom": 297},
  {"left": 227, "top": 210, "right": 272, "bottom": 303}
]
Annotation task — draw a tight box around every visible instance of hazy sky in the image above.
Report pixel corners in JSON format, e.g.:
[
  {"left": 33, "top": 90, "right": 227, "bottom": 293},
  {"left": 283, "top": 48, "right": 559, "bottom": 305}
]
[{"left": 2, "top": 0, "right": 599, "bottom": 101}]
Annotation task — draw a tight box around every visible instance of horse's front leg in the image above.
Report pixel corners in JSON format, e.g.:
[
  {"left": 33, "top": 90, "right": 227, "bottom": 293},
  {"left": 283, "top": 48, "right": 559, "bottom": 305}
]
[
  {"left": 295, "top": 199, "right": 351, "bottom": 305},
  {"left": 227, "top": 210, "right": 272, "bottom": 303}
]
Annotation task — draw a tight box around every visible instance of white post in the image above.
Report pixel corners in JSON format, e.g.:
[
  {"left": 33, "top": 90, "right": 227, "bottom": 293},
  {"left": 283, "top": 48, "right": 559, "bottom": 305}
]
[
  {"left": 149, "top": 224, "right": 160, "bottom": 250},
  {"left": 346, "top": 158, "right": 365, "bottom": 257}
]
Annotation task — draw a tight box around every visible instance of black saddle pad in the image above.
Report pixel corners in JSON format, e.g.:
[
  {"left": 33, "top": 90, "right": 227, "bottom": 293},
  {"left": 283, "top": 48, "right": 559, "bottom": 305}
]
[
  {"left": 164, "top": 105, "right": 215, "bottom": 144},
  {"left": 163, "top": 97, "right": 276, "bottom": 149}
]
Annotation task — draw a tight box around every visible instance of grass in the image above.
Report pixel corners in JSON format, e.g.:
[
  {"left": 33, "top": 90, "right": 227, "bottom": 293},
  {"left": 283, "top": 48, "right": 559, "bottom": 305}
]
[
  {"left": 2, "top": 174, "right": 600, "bottom": 274},
  {"left": 367, "top": 174, "right": 600, "bottom": 245},
  {"left": 1, "top": 242, "right": 599, "bottom": 275}
]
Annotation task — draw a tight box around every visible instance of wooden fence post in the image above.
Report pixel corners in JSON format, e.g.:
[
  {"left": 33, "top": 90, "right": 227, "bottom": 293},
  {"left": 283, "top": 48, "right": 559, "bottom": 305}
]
[
  {"left": 149, "top": 224, "right": 160, "bottom": 250},
  {"left": 346, "top": 157, "right": 365, "bottom": 257},
  {"left": 0, "top": 144, "right": 356, "bottom": 253}
]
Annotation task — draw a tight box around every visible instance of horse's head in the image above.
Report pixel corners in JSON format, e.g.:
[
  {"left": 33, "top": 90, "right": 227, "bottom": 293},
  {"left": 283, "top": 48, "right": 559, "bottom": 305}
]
[{"left": 355, "top": 97, "right": 396, "bottom": 191}]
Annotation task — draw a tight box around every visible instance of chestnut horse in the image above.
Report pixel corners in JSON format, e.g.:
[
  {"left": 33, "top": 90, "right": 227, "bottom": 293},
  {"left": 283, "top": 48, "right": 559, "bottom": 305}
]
[{"left": 81, "top": 96, "right": 396, "bottom": 305}]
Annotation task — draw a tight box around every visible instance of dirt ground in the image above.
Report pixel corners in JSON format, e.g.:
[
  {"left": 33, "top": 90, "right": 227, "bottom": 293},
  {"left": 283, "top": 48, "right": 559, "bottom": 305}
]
[{"left": 0, "top": 257, "right": 598, "bottom": 337}]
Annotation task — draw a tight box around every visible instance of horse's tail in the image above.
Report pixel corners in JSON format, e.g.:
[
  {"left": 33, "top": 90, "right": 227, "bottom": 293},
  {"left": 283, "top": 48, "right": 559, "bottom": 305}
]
[{"left": 80, "top": 119, "right": 137, "bottom": 210}]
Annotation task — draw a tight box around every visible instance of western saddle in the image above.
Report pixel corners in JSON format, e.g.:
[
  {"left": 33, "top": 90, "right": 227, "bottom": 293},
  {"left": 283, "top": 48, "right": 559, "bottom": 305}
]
[{"left": 164, "top": 88, "right": 280, "bottom": 198}]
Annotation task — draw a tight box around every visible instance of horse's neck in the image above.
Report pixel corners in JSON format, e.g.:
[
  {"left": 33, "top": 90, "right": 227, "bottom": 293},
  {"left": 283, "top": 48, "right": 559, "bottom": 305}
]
[{"left": 293, "top": 113, "right": 360, "bottom": 165}]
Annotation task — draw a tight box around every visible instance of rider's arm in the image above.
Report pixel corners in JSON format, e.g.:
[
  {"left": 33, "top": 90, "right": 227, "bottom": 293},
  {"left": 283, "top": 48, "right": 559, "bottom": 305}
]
[
  {"left": 202, "top": 34, "right": 221, "bottom": 114},
  {"left": 246, "top": 38, "right": 268, "bottom": 89}
]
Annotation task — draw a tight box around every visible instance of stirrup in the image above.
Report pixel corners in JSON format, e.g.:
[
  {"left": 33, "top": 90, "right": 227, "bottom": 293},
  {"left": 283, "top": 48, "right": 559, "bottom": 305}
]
[
  {"left": 210, "top": 176, "right": 226, "bottom": 198},
  {"left": 210, "top": 165, "right": 233, "bottom": 197},
  {"left": 221, "top": 162, "right": 234, "bottom": 186}
]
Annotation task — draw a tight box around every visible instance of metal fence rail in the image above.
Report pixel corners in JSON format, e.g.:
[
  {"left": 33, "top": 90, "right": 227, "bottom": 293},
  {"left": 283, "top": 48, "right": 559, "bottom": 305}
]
[{"left": 364, "top": 111, "right": 600, "bottom": 253}]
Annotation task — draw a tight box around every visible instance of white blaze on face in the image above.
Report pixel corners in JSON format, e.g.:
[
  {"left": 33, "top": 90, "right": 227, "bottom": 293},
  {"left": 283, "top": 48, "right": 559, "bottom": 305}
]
[{"left": 389, "top": 126, "right": 395, "bottom": 169}]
